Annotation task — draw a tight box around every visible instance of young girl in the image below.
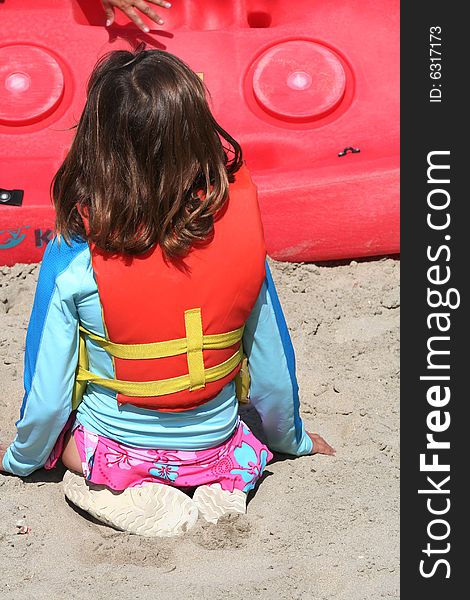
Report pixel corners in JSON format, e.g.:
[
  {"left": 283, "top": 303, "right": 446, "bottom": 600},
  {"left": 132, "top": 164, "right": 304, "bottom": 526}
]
[{"left": 0, "top": 47, "right": 335, "bottom": 537}]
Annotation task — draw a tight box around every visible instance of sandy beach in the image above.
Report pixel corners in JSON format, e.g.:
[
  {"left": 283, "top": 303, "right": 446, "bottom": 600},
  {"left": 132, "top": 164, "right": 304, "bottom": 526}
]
[{"left": 0, "top": 257, "right": 399, "bottom": 600}]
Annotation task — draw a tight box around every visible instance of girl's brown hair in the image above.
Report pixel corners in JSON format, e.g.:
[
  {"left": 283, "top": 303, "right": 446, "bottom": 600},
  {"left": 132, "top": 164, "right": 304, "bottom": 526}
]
[{"left": 52, "top": 46, "right": 242, "bottom": 258}]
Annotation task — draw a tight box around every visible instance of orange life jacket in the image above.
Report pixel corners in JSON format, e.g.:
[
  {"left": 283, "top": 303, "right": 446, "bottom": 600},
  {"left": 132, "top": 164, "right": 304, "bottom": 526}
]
[{"left": 76, "top": 164, "right": 266, "bottom": 412}]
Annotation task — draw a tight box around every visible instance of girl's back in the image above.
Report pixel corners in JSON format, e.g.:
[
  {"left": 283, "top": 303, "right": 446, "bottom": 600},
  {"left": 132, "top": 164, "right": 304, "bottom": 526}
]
[{"left": 85, "top": 162, "right": 265, "bottom": 412}]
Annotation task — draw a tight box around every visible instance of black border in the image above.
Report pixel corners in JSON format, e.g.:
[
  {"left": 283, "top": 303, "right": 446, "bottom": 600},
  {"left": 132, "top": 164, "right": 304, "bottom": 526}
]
[{"left": 401, "top": 3, "right": 466, "bottom": 596}]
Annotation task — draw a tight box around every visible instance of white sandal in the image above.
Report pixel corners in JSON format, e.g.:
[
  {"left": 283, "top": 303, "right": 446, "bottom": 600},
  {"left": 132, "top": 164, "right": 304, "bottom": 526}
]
[
  {"left": 62, "top": 470, "right": 198, "bottom": 537},
  {"left": 192, "top": 483, "right": 247, "bottom": 524}
]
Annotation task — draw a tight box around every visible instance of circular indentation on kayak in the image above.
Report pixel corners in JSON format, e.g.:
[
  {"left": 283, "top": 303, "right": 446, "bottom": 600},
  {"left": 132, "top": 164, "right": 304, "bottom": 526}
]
[
  {"left": 286, "top": 70, "right": 313, "bottom": 91},
  {"left": 5, "top": 71, "right": 32, "bottom": 93},
  {"left": 251, "top": 40, "right": 346, "bottom": 122},
  {"left": 0, "top": 45, "right": 65, "bottom": 125}
]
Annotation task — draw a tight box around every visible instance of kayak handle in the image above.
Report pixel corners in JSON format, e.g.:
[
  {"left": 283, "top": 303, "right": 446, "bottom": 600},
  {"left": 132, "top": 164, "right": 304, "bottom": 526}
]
[{"left": 338, "top": 146, "right": 361, "bottom": 157}]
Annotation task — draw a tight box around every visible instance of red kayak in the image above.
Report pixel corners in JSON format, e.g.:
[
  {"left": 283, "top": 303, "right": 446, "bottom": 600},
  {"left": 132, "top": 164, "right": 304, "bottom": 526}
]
[{"left": 0, "top": 0, "right": 399, "bottom": 265}]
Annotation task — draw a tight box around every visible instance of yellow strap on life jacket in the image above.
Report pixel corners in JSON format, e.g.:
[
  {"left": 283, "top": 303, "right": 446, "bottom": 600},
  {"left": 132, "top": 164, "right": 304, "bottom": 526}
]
[
  {"left": 79, "top": 322, "right": 244, "bottom": 359},
  {"left": 76, "top": 346, "right": 243, "bottom": 397},
  {"left": 234, "top": 355, "right": 250, "bottom": 404},
  {"left": 72, "top": 331, "right": 89, "bottom": 410},
  {"left": 73, "top": 308, "right": 247, "bottom": 402},
  {"left": 184, "top": 308, "right": 206, "bottom": 390}
]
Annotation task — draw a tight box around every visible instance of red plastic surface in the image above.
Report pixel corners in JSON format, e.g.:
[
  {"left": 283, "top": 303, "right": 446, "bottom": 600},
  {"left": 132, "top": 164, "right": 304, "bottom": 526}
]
[
  {"left": 0, "top": 45, "right": 65, "bottom": 125},
  {"left": 0, "top": 0, "right": 399, "bottom": 265},
  {"left": 252, "top": 41, "right": 346, "bottom": 122}
]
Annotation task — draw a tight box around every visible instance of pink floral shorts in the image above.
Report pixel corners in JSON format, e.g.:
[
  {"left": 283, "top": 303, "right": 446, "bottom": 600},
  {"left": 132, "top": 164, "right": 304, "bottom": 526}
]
[{"left": 46, "top": 417, "right": 272, "bottom": 493}]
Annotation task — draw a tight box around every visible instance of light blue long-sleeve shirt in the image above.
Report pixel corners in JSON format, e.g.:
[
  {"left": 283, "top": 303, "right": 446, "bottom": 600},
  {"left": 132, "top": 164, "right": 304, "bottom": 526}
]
[{"left": 2, "top": 238, "right": 312, "bottom": 476}]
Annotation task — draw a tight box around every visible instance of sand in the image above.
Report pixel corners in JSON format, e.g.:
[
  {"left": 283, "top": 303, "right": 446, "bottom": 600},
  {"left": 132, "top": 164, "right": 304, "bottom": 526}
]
[{"left": 0, "top": 257, "right": 399, "bottom": 600}]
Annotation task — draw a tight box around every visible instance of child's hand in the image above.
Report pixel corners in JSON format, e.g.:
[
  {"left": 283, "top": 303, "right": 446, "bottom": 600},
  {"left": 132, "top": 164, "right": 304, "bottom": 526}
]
[
  {"left": 307, "top": 432, "right": 336, "bottom": 456},
  {"left": 101, "top": 0, "right": 172, "bottom": 32},
  {"left": 0, "top": 442, "right": 8, "bottom": 472}
]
